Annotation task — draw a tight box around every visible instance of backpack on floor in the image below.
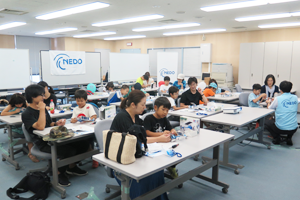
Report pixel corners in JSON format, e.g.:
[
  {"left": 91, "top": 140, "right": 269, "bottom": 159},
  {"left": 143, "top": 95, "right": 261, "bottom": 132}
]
[{"left": 7, "top": 171, "right": 51, "bottom": 200}]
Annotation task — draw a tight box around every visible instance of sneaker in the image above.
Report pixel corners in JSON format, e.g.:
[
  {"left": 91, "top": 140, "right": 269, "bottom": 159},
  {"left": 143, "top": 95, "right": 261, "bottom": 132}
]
[
  {"left": 255, "top": 122, "right": 259, "bottom": 129},
  {"left": 58, "top": 173, "right": 71, "bottom": 187},
  {"left": 66, "top": 166, "right": 88, "bottom": 176},
  {"left": 167, "top": 167, "right": 178, "bottom": 179},
  {"left": 92, "top": 160, "right": 99, "bottom": 169},
  {"left": 286, "top": 138, "right": 293, "bottom": 146},
  {"left": 272, "top": 138, "right": 281, "bottom": 145}
]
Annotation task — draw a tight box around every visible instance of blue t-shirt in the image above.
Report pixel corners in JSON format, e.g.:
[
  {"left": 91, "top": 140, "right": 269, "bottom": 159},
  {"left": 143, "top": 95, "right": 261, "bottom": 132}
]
[
  {"left": 248, "top": 92, "right": 260, "bottom": 108},
  {"left": 173, "top": 80, "right": 186, "bottom": 90}
]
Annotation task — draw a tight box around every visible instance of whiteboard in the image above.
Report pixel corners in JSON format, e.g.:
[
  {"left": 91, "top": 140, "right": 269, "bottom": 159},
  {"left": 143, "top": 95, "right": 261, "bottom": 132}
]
[
  {"left": 110, "top": 53, "right": 149, "bottom": 82},
  {"left": 40, "top": 51, "right": 101, "bottom": 86},
  {"left": 0, "top": 49, "right": 31, "bottom": 90}
]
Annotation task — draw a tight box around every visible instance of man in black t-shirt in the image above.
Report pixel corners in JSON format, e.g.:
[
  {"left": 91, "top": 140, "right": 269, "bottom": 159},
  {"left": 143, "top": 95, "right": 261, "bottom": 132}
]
[
  {"left": 22, "top": 84, "right": 89, "bottom": 187},
  {"left": 180, "top": 77, "right": 208, "bottom": 106}
]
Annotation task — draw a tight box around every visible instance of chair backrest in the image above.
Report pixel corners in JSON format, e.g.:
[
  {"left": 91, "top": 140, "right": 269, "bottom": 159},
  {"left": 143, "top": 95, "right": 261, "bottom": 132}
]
[
  {"left": 239, "top": 92, "right": 250, "bottom": 106},
  {"left": 198, "top": 81, "right": 207, "bottom": 91},
  {"left": 94, "top": 119, "right": 114, "bottom": 152},
  {"left": 22, "top": 124, "right": 33, "bottom": 143},
  {"left": 107, "top": 92, "right": 116, "bottom": 103},
  {"left": 222, "top": 87, "right": 231, "bottom": 92},
  {"left": 177, "top": 98, "right": 181, "bottom": 107},
  {"left": 235, "top": 84, "right": 243, "bottom": 93},
  {"left": 88, "top": 103, "right": 100, "bottom": 118},
  {"left": 141, "top": 111, "right": 155, "bottom": 120}
]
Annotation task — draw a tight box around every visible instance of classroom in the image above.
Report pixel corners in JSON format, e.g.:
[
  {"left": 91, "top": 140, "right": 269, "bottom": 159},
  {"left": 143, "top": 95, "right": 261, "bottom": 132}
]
[{"left": 0, "top": 0, "right": 300, "bottom": 199}]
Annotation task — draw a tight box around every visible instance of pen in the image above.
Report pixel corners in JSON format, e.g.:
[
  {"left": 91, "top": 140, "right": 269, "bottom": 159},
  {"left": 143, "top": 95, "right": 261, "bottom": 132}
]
[{"left": 171, "top": 144, "right": 179, "bottom": 149}]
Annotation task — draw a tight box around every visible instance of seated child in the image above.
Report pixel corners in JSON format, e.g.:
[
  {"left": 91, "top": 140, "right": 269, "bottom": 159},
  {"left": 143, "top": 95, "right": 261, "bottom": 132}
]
[
  {"left": 160, "top": 76, "right": 171, "bottom": 94},
  {"left": 266, "top": 81, "right": 298, "bottom": 145},
  {"left": 107, "top": 85, "right": 130, "bottom": 106},
  {"left": 124, "top": 83, "right": 150, "bottom": 97},
  {"left": 105, "top": 82, "right": 115, "bottom": 93},
  {"left": 209, "top": 79, "right": 229, "bottom": 94},
  {"left": 248, "top": 84, "right": 267, "bottom": 107},
  {"left": 144, "top": 97, "right": 178, "bottom": 178},
  {"left": 168, "top": 86, "right": 188, "bottom": 110},
  {"left": 200, "top": 82, "right": 218, "bottom": 104}
]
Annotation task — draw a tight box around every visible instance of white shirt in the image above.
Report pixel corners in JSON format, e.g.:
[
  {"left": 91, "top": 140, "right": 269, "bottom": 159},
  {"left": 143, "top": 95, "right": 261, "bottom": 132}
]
[
  {"left": 71, "top": 104, "right": 97, "bottom": 119},
  {"left": 268, "top": 98, "right": 278, "bottom": 110},
  {"left": 167, "top": 97, "right": 176, "bottom": 108},
  {"left": 143, "top": 78, "right": 154, "bottom": 86},
  {"left": 160, "top": 85, "right": 170, "bottom": 93}
]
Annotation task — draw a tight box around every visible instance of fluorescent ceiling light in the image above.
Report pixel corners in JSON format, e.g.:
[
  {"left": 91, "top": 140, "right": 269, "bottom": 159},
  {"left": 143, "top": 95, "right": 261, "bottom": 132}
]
[
  {"left": 35, "top": 27, "right": 77, "bottom": 35},
  {"left": 73, "top": 31, "right": 116, "bottom": 38},
  {"left": 163, "top": 29, "right": 226, "bottom": 36},
  {"left": 201, "top": 1, "right": 268, "bottom": 12},
  {"left": 36, "top": 2, "right": 109, "bottom": 20},
  {"left": 259, "top": 22, "right": 300, "bottom": 28},
  {"left": 0, "top": 22, "right": 26, "bottom": 30},
  {"left": 92, "top": 14, "right": 164, "bottom": 27},
  {"left": 269, "top": 0, "right": 298, "bottom": 4},
  {"left": 132, "top": 23, "right": 200, "bottom": 32},
  {"left": 104, "top": 35, "right": 146, "bottom": 40},
  {"left": 236, "top": 13, "right": 291, "bottom": 21},
  {"left": 292, "top": 12, "right": 300, "bottom": 16}
]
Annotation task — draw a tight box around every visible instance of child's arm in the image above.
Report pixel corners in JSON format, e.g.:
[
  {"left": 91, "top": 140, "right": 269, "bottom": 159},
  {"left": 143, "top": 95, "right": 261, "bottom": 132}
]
[
  {"left": 71, "top": 118, "right": 78, "bottom": 123},
  {"left": 252, "top": 94, "right": 267, "bottom": 103},
  {"left": 170, "top": 128, "right": 177, "bottom": 136},
  {"left": 90, "top": 114, "right": 97, "bottom": 120},
  {"left": 172, "top": 105, "right": 188, "bottom": 110},
  {"left": 1, "top": 105, "right": 20, "bottom": 116},
  {"left": 147, "top": 134, "right": 171, "bottom": 143},
  {"left": 146, "top": 130, "right": 170, "bottom": 137}
]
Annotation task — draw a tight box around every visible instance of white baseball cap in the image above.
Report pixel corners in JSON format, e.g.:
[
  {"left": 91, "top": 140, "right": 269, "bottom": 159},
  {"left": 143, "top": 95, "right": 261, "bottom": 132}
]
[{"left": 177, "top": 74, "right": 185, "bottom": 80}]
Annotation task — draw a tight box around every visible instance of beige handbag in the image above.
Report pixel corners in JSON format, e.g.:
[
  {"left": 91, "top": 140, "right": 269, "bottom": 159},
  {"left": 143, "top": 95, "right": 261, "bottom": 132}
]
[{"left": 103, "top": 130, "right": 137, "bottom": 165}]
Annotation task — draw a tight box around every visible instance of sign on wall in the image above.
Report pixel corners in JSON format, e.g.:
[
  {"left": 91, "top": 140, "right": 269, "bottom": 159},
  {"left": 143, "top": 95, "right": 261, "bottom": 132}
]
[
  {"left": 50, "top": 51, "right": 86, "bottom": 75},
  {"left": 157, "top": 52, "right": 178, "bottom": 83}
]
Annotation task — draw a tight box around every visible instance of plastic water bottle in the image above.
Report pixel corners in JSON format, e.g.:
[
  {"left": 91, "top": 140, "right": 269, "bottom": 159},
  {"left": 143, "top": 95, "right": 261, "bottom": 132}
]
[{"left": 50, "top": 99, "right": 55, "bottom": 114}]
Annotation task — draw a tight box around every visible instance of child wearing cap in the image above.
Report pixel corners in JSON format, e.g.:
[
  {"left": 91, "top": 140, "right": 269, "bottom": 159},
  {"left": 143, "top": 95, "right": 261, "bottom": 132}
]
[
  {"left": 173, "top": 74, "right": 186, "bottom": 90},
  {"left": 199, "top": 82, "right": 218, "bottom": 104}
]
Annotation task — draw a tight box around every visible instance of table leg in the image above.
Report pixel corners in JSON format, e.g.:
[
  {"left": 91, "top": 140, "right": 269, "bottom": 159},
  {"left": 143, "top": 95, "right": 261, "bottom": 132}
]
[
  {"left": 2, "top": 125, "right": 20, "bottom": 170},
  {"left": 115, "top": 173, "right": 131, "bottom": 200},
  {"left": 51, "top": 143, "right": 66, "bottom": 199}
]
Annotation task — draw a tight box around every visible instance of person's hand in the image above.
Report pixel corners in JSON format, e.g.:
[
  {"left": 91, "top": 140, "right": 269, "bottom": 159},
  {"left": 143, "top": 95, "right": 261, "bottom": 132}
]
[
  {"left": 266, "top": 99, "right": 271, "bottom": 104},
  {"left": 38, "top": 101, "right": 46, "bottom": 111},
  {"left": 159, "top": 133, "right": 171, "bottom": 143},
  {"left": 145, "top": 93, "right": 150, "bottom": 97},
  {"left": 185, "top": 105, "right": 189, "bottom": 108},
  {"left": 45, "top": 106, "right": 50, "bottom": 111},
  {"left": 14, "top": 108, "right": 21, "bottom": 113},
  {"left": 261, "top": 93, "right": 267, "bottom": 99},
  {"left": 163, "top": 130, "right": 170, "bottom": 135},
  {"left": 198, "top": 88, "right": 203, "bottom": 94},
  {"left": 71, "top": 118, "right": 77, "bottom": 123},
  {"left": 178, "top": 82, "right": 183, "bottom": 86},
  {"left": 56, "top": 119, "right": 66, "bottom": 126},
  {"left": 171, "top": 129, "right": 177, "bottom": 136}
]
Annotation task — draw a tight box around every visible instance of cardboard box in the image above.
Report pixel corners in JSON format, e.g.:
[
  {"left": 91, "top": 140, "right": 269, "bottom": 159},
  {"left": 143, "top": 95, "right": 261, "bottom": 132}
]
[
  {"left": 180, "top": 116, "right": 200, "bottom": 137},
  {"left": 100, "top": 105, "right": 116, "bottom": 120}
]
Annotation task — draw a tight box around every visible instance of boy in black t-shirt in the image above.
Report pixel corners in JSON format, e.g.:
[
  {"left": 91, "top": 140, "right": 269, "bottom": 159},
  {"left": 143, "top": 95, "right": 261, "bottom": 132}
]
[{"left": 144, "top": 97, "right": 178, "bottom": 178}]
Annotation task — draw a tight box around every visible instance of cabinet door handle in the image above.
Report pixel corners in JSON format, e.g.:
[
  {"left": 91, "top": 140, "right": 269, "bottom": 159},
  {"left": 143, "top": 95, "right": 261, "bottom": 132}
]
[
  {"left": 251, "top": 73, "right": 253, "bottom": 77},
  {"left": 277, "top": 74, "right": 279, "bottom": 78}
]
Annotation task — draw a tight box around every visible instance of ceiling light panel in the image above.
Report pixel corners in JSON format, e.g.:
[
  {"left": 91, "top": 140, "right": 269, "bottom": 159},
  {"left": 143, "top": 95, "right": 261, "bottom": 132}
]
[
  {"left": 236, "top": 13, "right": 292, "bottom": 21},
  {"left": 201, "top": 1, "right": 268, "bottom": 12},
  {"left": 36, "top": 2, "right": 109, "bottom": 20},
  {"left": 0, "top": 22, "right": 26, "bottom": 30},
  {"left": 268, "top": 0, "right": 298, "bottom": 4},
  {"left": 104, "top": 35, "right": 146, "bottom": 40},
  {"left": 92, "top": 14, "right": 164, "bottom": 27},
  {"left": 35, "top": 27, "right": 77, "bottom": 35},
  {"left": 259, "top": 22, "right": 300, "bottom": 28},
  {"left": 132, "top": 23, "right": 200, "bottom": 32},
  {"left": 163, "top": 29, "right": 226, "bottom": 36},
  {"left": 73, "top": 31, "right": 116, "bottom": 38}
]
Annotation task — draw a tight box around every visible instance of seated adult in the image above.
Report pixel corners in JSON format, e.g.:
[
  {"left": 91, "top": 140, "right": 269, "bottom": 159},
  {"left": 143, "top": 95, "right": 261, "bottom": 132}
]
[
  {"left": 173, "top": 74, "right": 186, "bottom": 90},
  {"left": 180, "top": 77, "right": 208, "bottom": 107},
  {"left": 261, "top": 74, "right": 279, "bottom": 98},
  {"left": 266, "top": 81, "right": 298, "bottom": 146},
  {"left": 143, "top": 72, "right": 154, "bottom": 87},
  {"left": 136, "top": 74, "right": 149, "bottom": 88},
  {"left": 21, "top": 84, "right": 89, "bottom": 187}
]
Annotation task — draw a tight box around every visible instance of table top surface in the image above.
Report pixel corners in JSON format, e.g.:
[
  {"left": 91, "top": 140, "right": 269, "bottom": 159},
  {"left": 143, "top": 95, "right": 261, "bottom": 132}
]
[
  {"left": 201, "top": 106, "right": 275, "bottom": 127},
  {"left": 110, "top": 97, "right": 156, "bottom": 107},
  {"left": 145, "top": 87, "right": 159, "bottom": 92},
  {"left": 0, "top": 90, "right": 24, "bottom": 96},
  {"left": 93, "top": 129, "right": 234, "bottom": 181},
  {"left": 207, "top": 93, "right": 241, "bottom": 101},
  {"left": 88, "top": 93, "right": 110, "bottom": 100}
]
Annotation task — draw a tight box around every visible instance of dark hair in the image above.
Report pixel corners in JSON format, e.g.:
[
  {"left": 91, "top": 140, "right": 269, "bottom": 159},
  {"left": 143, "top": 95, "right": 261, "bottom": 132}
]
[
  {"left": 37, "top": 81, "right": 54, "bottom": 94},
  {"left": 134, "top": 83, "right": 142, "bottom": 90},
  {"left": 9, "top": 93, "right": 27, "bottom": 108},
  {"left": 252, "top": 84, "right": 262, "bottom": 90},
  {"left": 164, "top": 76, "right": 170, "bottom": 81},
  {"left": 169, "top": 86, "right": 179, "bottom": 95},
  {"left": 75, "top": 89, "right": 87, "bottom": 100},
  {"left": 209, "top": 79, "right": 218, "bottom": 86},
  {"left": 279, "top": 81, "right": 293, "bottom": 93},
  {"left": 154, "top": 97, "right": 171, "bottom": 110},
  {"left": 188, "top": 77, "right": 198, "bottom": 85},
  {"left": 25, "top": 84, "right": 45, "bottom": 103},
  {"left": 106, "top": 82, "right": 114, "bottom": 90},
  {"left": 264, "top": 74, "right": 276, "bottom": 86},
  {"left": 145, "top": 72, "right": 150, "bottom": 77},
  {"left": 120, "top": 90, "right": 146, "bottom": 109},
  {"left": 143, "top": 75, "right": 149, "bottom": 81},
  {"left": 121, "top": 85, "right": 129, "bottom": 90}
]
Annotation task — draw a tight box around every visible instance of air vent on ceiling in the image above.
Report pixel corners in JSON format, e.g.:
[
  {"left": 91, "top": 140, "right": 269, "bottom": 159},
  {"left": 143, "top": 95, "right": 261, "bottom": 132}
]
[
  {"left": 0, "top": 8, "right": 28, "bottom": 15},
  {"left": 232, "top": 26, "right": 246, "bottom": 29},
  {"left": 80, "top": 30, "right": 98, "bottom": 33},
  {"left": 158, "top": 19, "right": 179, "bottom": 23}
]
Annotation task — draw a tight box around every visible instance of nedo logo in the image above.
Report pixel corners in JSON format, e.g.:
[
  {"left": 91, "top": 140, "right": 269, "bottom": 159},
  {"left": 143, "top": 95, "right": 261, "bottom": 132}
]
[
  {"left": 54, "top": 54, "right": 83, "bottom": 70},
  {"left": 159, "top": 68, "right": 175, "bottom": 77},
  {"left": 282, "top": 99, "right": 297, "bottom": 108}
]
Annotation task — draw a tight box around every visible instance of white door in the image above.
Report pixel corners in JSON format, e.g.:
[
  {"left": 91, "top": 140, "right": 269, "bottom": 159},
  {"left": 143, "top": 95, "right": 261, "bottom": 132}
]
[
  {"left": 238, "top": 43, "right": 251, "bottom": 89},
  {"left": 290, "top": 41, "right": 300, "bottom": 111},
  {"left": 276, "top": 41, "right": 293, "bottom": 84},
  {"left": 263, "top": 42, "right": 278, "bottom": 81},
  {"left": 250, "top": 43, "right": 265, "bottom": 85}
]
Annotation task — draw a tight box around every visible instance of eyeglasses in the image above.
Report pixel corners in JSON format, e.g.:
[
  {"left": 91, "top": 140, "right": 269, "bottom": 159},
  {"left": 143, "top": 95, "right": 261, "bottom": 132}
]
[{"left": 39, "top": 94, "right": 45, "bottom": 97}]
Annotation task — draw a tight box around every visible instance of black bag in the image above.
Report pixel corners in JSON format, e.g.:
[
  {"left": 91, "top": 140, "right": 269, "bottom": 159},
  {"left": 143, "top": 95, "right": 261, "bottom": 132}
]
[
  {"left": 7, "top": 172, "right": 51, "bottom": 200},
  {"left": 128, "top": 124, "right": 148, "bottom": 158}
]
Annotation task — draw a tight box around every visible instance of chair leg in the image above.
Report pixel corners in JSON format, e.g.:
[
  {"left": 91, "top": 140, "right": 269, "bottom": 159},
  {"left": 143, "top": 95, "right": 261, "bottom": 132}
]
[
  {"left": 105, "top": 190, "right": 121, "bottom": 200},
  {"left": 105, "top": 184, "right": 121, "bottom": 200}
]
